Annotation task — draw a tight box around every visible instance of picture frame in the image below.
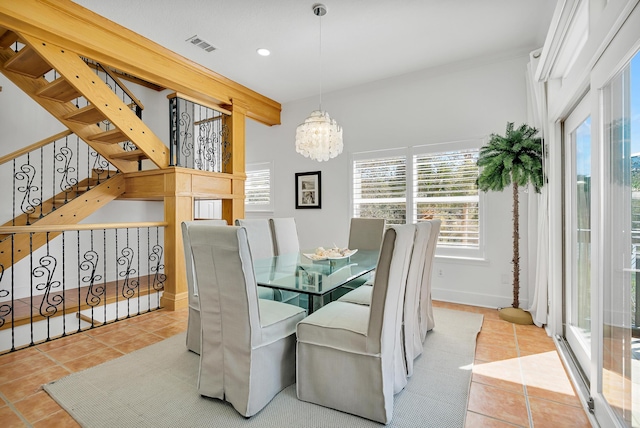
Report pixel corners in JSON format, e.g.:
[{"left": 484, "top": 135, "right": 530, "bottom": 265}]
[{"left": 295, "top": 171, "right": 322, "bottom": 209}]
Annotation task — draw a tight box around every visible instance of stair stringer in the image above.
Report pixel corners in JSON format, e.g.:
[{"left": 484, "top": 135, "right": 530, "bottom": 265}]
[
  {"left": 22, "top": 34, "right": 169, "bottom": 169},
  {"left": 0, "top": 173, "right": 126, "bottom": 269}
]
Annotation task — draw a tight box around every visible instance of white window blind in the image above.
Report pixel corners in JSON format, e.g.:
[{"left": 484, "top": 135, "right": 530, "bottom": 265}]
[
  {"left": 246, "top": 162, "right": 273, "bottom": 211},
  {"left": 351, "top": 142, "right": 484, "bottom": 259},
  {"left": 352, "top": 152, "right": 407, "bottom": 226},
  {"left": 413, "top": 149, "right": 480, "bottom": 248}
]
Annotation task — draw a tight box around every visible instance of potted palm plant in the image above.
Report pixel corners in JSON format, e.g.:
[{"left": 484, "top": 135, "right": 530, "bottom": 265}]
[{"left": 477, "top": 122, "right": 544, "bottom": 325}]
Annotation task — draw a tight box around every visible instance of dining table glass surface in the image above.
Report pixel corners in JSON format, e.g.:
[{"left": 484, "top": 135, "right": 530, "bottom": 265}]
[{"left": 253, "top": 250, "right": 379, "bottom": 297}]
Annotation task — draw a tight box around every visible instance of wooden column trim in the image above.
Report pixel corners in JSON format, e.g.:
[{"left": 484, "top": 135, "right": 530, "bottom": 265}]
[{"left": 160, "top": 172, "right": 193, "bottom": 311}]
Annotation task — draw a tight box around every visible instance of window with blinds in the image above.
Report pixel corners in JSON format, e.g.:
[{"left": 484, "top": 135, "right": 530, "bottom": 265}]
[
  {"left": 352, "top": 153, "right": 407, "bottom": 226},
  {"left": 246, "top": 162, "right": 273, "bottom": 211},
  {"left": 351, "top": 143, "right": 483, "bottom": 258},
  {"left": 413, "top": 149, "right": 479, "bottom": 248}
]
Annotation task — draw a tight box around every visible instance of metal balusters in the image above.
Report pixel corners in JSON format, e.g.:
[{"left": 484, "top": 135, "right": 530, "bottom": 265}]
[
  {"left": 6, "top": 133, "right": 114, "bottom": 225},
  {"left": 0, "top": 225, "right": 166, "bottom": 355},
  {"left": 168, "top": 96, "right": 230, "bottom": 171}
]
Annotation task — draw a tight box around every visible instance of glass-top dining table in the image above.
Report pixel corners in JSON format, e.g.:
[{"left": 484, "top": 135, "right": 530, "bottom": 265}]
[{"left": 253, "top": 250, "right": 379, "bottom": 314}]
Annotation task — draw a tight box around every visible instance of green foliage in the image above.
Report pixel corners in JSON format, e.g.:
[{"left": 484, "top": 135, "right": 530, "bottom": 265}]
[{"left": 477, "top": 122, "right": 544, "bottom": 193}]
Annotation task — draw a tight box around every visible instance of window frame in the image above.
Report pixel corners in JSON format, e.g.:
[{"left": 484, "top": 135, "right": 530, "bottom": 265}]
[{"left": 350, "top": 140, "right": 485, "bottom": 260}]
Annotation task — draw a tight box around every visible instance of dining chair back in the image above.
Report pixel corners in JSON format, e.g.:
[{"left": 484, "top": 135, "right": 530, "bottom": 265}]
[
  {"left": 181, "top": 219, "right": 227, "bottom": 354},
  {"left": 328, "top": 218, "right": 386, "bottom": 301},
  {"left": 296, "top": 224, "right": 415, "bottom": 424},
  {"left": 186, "top": 224, "right": 306, "bottom": 417},
  {"left": 269, "top": 217, "right": 300, "bottom": 255},
  {"left": 348, "top": 217, "right": 386, "bottom": 251},
  {"left": 234, "top": 218, "right": 275, "bottom": 259},
  {"left": 335, "top": 220, "right": 437, "bottom": 385},
  {"left": 268, "top": 218, "right": 301, "bottom": 306}
]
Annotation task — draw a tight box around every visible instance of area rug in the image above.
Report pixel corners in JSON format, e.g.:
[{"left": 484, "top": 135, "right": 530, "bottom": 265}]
[{"left": 44, "top": 307, "right": 483, "bottom": 427}]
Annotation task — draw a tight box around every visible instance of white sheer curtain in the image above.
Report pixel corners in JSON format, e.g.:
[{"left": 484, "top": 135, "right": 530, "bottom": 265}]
[{"left": 526, "top": 48, "right": 549, "bottom": 327}]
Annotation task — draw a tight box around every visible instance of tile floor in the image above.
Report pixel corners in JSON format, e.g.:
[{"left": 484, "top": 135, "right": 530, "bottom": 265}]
[{"left": 0, "top": 301, "right": 592, "bottom": 427}]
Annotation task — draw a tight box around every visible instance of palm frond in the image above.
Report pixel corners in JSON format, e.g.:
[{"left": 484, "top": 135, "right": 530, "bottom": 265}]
[{"left": 477, "top": 122, "right": 544, "bottom": 194}]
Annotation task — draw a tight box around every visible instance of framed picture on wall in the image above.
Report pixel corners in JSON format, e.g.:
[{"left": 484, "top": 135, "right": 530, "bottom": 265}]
[{"left": 295, "top": 171, "right": 321, "bottom": 209}]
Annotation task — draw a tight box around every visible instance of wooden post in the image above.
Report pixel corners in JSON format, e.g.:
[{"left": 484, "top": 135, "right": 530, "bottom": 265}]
[
  {"left": 161, "top": 172, "right": 193, "bottom": 311},
  {"left": 222, "top": 99, "right": 247, "bottom": 225}
]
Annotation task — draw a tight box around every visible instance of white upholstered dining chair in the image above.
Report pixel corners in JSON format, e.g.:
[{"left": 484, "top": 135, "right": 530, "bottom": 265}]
[
  {"left": 419, "top": 219, "right": 441, "bottom": 339},
  {"left": 329, "top": 217, "right": 386, "bottom": 301},
  {"left": 233, "top": 219, "right": 277, "bottom": 301},
  {"left": 348, "top": 217, "right": 386, "bottom": 251},
  {"left": 296, "top": 224, "right": 416, "bottom": 424},
  {"left": 269, "top": 217, "right": 300, "bottom": 255},
  {"left": 337, "top": 220, "right": 439, "bottom": 382},
  {"left": 186, "top": 224, "right": 306, "bottom": 417},
  {"left": 181, "top": 219, "right": 228, "bottom": 355}
]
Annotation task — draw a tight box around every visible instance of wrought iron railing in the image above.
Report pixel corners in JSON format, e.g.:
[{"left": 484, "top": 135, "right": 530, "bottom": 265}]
[
  {"left": 168, "top": 95, "right": 231, "bottom": 171},
  {"left": 0, "top": 131, "right": 115, "bottom": 226},
  {"left": 0, "top": 222, "right": 167, "bottom": 355}
]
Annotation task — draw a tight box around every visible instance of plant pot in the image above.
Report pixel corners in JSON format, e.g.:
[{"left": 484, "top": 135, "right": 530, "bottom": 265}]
[{"left": 498, "top": 307, "right": 533, "bottom": 325}]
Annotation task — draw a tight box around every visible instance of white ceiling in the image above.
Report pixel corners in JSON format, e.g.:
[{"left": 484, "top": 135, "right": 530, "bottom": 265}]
[{"left": 72, "top": 0, "right": 558, "bottom": 104}]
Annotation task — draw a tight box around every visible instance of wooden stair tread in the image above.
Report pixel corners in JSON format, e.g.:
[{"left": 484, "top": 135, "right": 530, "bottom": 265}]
[
  {"left": 89, "top": 128, "right": 128, "bottom": 144},
  {"left": 4, "top": 45, "right": 52, "bottom": 78},
  {"left": 37, "top": 77, "right": 81, "bottom": 103},
  {"left": 0, "top": 28, "right": 19, "bottom": 49},
  {"left": 64, "top": 104, "right": 106, "bottom": 124},
  {"left": 109, "top": 149, "right": 148, "bottom": 161}
]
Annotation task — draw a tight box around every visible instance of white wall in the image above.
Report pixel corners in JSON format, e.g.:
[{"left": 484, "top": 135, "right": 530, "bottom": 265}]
[{"left": 246, "top": 52, "right": 534, "bottom": 309}]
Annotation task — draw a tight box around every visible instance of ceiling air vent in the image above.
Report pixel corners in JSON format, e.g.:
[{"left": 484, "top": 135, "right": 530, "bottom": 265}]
[{"left": 186, "top": 35, "right": 217, "bottom": 53}]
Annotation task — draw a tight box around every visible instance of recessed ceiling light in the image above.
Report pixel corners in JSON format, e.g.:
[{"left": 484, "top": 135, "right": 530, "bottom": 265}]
[{"left": 257, "top": 48, "right": 271, "bottom": 57}]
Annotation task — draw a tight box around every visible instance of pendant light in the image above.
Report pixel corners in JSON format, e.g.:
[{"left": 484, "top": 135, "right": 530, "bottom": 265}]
[{"left": 295, "top": 3, "right": 343, "bottom": 162}]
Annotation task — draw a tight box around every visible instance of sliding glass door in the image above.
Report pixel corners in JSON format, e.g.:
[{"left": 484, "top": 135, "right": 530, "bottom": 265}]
[
  {"left": 599, "top": 49, "right": 640, "bottom": 428},
  {"left": 564, "top": 97, "right": 593, "bottom": 378}
]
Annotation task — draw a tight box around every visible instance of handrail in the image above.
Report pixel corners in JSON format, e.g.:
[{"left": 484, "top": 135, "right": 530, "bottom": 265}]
[
  {"left": 0, "top": 129, "right": 73, "bottom": 166},
  {"left": 100, "top": 63, "right": 145, "bottom": 111},
  {"left": 0, "top": 222, "right": 168, "bottom": 234}
]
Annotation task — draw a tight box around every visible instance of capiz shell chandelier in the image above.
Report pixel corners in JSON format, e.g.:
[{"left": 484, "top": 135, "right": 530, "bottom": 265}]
[
  {"left": 295, "top": 3, "right": 343, "bottom": 162},
  {"left": 295, "top": 110, "right": 343, "bottom": 162}
]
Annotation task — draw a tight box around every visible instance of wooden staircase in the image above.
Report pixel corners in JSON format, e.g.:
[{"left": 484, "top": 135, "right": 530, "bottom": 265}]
[{"left": 0, "top": 27, "right": 168, "bottom": 173}]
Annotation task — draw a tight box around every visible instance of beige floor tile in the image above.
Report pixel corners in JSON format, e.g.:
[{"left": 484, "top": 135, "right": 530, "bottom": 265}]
[
  {"left": 113, "top": 332, "right": 164, "bottom": 354},
  {"left": 475, "top": 343, "right": 519, "bottom": 363},
  {"left": 63, "top": 347, "right": 124, "bottom": 373},
  {"left": 477, "top": 330, "right": 518, "bottom": 349},
  {"left": 528, "top": 396, "right": 591, "bottom": 428},
  {"left": 465, "top": 410, "right": 525, "bottom": 427},
  {"left": 32, "top": 409, "right": 81, "bottom": 428},
  {"left": 0, "top": 405, "right": 27, "bottom": 427},
  {"left": 13, "top": 390, "right": 62, "bottom": 424},
  {"left": 0, "top": 365, "right": 70, "bottom": 402},
  {"left": 0, "top": 352, "right": 57, "bottom": 384},
  {"left": 482, "top": 318, "right": 517, "bottom": 335},
  {"left": 44, "top": 336, "right": 108, "bottom": 364},
  {"left": 468, "top": 382, "right": 529, "bottom": 426},
  {"left": 472, "top": 358, "right": 525, "bottom": 393}
]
